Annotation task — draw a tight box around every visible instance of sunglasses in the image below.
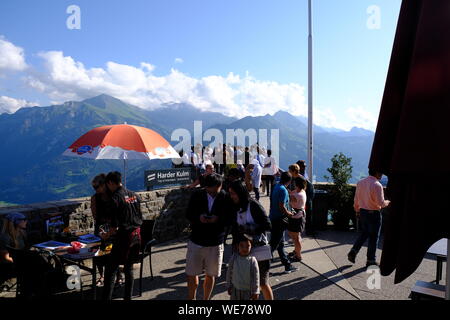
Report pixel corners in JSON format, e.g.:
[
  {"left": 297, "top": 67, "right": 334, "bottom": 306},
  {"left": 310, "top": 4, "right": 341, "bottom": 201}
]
[{"left": 92, "top": 185, "right": 101, "bottom": 190}]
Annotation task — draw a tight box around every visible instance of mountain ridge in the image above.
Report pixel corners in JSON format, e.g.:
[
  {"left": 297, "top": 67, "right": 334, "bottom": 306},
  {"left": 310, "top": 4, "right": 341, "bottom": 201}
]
[{"left": 0, "top": 94, "right": 375, "bottom": 204}]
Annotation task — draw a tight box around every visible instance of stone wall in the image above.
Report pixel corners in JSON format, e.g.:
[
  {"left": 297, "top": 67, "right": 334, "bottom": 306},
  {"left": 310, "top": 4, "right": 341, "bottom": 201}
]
[
  {"left": 0, "top": 187, "right": 194, "bottom": 244},
  {"left": 0, "top": 182, "right": 370, "bottom": 244}
]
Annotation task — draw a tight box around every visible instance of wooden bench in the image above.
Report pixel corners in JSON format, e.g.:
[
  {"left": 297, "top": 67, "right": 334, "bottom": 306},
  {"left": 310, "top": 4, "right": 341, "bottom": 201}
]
[{"left": 410, "top": 280, "right": 445, "bottom": 300}]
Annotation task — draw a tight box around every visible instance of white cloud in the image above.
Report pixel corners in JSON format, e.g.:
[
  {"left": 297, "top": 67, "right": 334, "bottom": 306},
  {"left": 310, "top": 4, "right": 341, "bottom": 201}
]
[
  {"left": 140, "top": 62, "right": 155, "bottom": 73},
  {"left": 0, "top": 37, "right": 27, "bottom": 73},
  {"left": 25, "top": 50, "right": 309, "bottom": 118},
  {"left": 0, "top": 95, "right": 39, "bottom": 114},
  {"left": 313, "top": 108, "right": 346, "bottom": 130},
  {"left": 0, "top": 38, "right": 377, "bottom": 131},
  {"left": 346, "top": 106, "right": 378, "bottom": 131}
]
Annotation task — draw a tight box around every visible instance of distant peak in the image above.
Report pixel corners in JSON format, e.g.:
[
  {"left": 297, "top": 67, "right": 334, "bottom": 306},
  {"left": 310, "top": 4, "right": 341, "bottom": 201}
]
[
  {"left": 83, "top": 94, "right": 119, "bottom": 103},
  {"left": 274, "top": 110, "right": 290, "bottom": 115},
  {"left": 81, "top": 94, "right": 131, "bottom": 109}
]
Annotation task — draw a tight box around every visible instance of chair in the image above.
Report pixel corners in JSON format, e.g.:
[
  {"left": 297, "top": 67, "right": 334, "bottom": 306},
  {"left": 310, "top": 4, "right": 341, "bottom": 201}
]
[
  {"left": 138, "top": 220, "right": 157, "bottom": 296},
  {"left": 7, "top": 246, "right": 64, "bottom": 299}
]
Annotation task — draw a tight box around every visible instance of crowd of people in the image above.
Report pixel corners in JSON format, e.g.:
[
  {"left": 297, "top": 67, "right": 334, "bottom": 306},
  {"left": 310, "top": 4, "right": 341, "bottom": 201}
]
[
  {"left": 0, "top": 146, "right": 390, "bottom": 301},
  {"left": 182, "top": 147, "right": 319, "bottom": 300},
  {"left": 175, "top": 144, "right": 278, "bottom": 190}
]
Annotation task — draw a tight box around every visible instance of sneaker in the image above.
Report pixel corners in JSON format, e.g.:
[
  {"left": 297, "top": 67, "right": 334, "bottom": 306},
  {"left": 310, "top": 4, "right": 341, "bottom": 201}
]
[
  {"left": 347, "top": 250, "right": 356, "bottom": 264},
  {"left": 284, "top": 264, "right": 298, "bottom": 274},
  {"left": 366, "top": 260, "right": 379, "bottom": 267}
]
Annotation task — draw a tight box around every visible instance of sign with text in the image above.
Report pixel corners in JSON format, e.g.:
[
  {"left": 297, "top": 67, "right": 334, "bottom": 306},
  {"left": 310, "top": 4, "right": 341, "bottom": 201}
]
[{"left": 145, "top": 168, "right": 193, "bottom": 189}]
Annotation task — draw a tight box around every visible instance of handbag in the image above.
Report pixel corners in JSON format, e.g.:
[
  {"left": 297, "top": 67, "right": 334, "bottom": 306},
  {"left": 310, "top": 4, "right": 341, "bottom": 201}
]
[{"left": 281, "top": 216, "right": 289, "bottom": 228}]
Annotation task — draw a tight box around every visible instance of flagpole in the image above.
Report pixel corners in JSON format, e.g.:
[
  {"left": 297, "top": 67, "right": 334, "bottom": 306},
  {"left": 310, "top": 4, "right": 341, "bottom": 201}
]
[{"left": 307, "top": 0, "right": 314, "bottom": 181}]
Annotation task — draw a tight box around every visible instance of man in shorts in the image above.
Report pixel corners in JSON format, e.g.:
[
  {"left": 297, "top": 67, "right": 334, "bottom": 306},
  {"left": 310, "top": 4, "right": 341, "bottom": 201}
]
[{"left": 185, "top": 173, "right": 230, "bottom": 300}]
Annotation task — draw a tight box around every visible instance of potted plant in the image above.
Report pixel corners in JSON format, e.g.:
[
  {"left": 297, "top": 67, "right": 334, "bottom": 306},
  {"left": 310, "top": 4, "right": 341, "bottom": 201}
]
[{"left": 324, "top": 153, "right": 355, "bottom": 230}]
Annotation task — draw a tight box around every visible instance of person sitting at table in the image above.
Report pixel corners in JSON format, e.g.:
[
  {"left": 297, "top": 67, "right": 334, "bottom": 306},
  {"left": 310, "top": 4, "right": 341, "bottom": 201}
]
[
  {"left": 91, "top": 173, "right": 124, "bottom": 287},
  {"left": 0, "top": 213, "right": 28, "bottom": 287}
]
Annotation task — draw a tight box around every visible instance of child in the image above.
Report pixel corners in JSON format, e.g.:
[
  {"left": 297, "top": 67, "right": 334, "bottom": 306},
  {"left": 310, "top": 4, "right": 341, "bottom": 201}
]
[{"left": 226, "top": 234, "right": 260, "bottom": 300}]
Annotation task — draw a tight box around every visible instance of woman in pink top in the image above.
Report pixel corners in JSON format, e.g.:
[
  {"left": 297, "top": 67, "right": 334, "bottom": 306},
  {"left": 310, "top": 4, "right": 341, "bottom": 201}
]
[{"left": 288, "top": 176, "right": 307, "bottom": 262}]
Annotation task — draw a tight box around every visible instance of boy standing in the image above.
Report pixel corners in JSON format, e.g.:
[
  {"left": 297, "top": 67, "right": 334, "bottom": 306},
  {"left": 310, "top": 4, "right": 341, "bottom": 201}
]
[{"left": 226, "top": 234, "right": 260, "bottom": 300}]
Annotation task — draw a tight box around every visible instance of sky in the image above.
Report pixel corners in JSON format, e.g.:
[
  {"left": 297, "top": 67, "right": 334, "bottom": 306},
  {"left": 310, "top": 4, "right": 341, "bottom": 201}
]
[{"left": 0, "top": 0, "right": 402, "bottom": 131}]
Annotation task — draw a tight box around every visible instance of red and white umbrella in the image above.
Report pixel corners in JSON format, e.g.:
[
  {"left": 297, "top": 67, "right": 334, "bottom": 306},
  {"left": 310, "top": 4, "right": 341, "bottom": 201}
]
[
  {"left": 62, "top": 124, "right": 180, "bottom": 185},
  {"left": 63, "top": 124, "right": 179, "bottom": 160}
]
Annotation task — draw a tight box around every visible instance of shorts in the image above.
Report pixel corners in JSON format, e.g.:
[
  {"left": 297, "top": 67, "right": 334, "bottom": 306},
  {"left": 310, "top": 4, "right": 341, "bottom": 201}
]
[
  {"left": 185, "top": 240, "right": 224, "bottom": 277},
  {"left": 287, "top": 217, "right": 305, "bottom": 233},
  {"left": 258, "top": 260, "right": 270, "bottom": 286}
]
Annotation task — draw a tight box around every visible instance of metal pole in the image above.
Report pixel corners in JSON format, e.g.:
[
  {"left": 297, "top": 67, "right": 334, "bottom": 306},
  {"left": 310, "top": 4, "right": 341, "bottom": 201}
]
[
  {"left": 123, "top": 159, "right": 127, "bottom": 188},
  {"left": 446, "top": 238, "right": 450, "bottom": 300},
  {"left": 307, "top": 0, "right": 314, "bottom": 182}
]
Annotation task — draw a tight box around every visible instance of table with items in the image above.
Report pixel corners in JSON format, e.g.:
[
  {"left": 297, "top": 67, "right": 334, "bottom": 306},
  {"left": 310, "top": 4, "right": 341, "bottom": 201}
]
[{"left": 32, "top": 234, "right": 111, "bottom": 299}]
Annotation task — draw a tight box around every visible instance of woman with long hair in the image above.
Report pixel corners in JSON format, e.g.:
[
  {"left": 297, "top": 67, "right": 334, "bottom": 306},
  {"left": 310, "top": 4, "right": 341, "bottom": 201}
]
[{"left": 228, "top": 180, "right": 274, "bottom": 300}]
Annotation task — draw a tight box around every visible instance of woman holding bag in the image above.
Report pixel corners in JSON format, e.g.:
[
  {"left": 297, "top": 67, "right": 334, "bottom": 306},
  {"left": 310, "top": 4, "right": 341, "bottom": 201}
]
[{"left": 228, "top": 180, "right": 274, "bottom": 300}]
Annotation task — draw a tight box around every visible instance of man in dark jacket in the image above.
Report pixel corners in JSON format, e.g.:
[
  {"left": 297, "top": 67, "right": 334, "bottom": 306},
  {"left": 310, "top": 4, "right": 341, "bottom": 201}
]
[
  {"left": 185, "top": 173, "right": 230, "bottom": 300},
  {"left": 102, "top": 171, "right": 143, "bottom": 301}
]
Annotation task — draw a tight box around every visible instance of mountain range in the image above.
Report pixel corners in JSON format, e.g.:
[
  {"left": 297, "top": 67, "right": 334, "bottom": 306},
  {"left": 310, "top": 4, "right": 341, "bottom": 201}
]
[{"left": 0, "top": 94, "right": 375, "bottom": 205}]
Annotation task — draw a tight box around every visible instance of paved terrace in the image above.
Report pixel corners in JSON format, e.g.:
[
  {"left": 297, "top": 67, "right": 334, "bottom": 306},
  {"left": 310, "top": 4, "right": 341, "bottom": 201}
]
[{"left": 0, "top": 194, "right": 444, "bottom": 300}]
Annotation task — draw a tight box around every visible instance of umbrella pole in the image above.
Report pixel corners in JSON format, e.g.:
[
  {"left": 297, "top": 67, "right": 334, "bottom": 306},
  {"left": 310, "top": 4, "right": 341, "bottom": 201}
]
[
  {"left": 446, "top": 238, "right": 450, "bottom": 300},
  {"left": 123, "top": 159, "right": 127, "bottom": 189}
]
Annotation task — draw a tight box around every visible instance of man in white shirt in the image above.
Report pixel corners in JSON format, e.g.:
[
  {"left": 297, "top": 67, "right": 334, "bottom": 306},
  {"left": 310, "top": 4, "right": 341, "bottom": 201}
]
[
  {"left": 254, "top": 147, "right": 265, "bottom": 168},
  {"left": 250, "top": 159, "right": 263, "bottom": 201},
  {"left": 262, "top": 149, "right": 277, "bottom": 197}
]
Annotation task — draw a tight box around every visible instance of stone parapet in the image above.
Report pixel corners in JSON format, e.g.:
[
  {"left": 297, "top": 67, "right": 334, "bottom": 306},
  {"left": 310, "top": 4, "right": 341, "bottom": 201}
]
[{"left": 0, "top": 187, "right": 194, "bottom": 244}]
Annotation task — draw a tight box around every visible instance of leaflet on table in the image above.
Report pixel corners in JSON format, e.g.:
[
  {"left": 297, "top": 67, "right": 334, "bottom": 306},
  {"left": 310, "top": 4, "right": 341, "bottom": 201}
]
[
  {"left": 78, "top": 234, "right": 102, "bottom": 244},
  {"left": 33, "top": 241, "right": 71, "bottom": 250}
]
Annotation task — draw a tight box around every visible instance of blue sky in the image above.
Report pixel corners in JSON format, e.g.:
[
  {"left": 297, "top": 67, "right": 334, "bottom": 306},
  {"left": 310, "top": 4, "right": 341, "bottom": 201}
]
[{"left": 0, "top": 0, "right": 402, "bottom": 130}]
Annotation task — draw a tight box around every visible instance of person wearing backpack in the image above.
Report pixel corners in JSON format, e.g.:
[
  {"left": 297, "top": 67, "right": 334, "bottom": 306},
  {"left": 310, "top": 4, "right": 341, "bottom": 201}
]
[{"left": 101, "top": 171, "right": 143, "bottom": 301}]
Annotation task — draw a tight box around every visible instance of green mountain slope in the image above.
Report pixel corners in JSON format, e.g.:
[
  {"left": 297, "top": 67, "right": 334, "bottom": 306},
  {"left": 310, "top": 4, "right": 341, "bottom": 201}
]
[
  {"left": 211, "top": 110, "right": 373, "bottom": 182},
  {"left": 0, "top": 95, "right": 171, "bottom": 204},
  {"left": 0, "top": 94, "right": 375, "bottom": 204}
]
